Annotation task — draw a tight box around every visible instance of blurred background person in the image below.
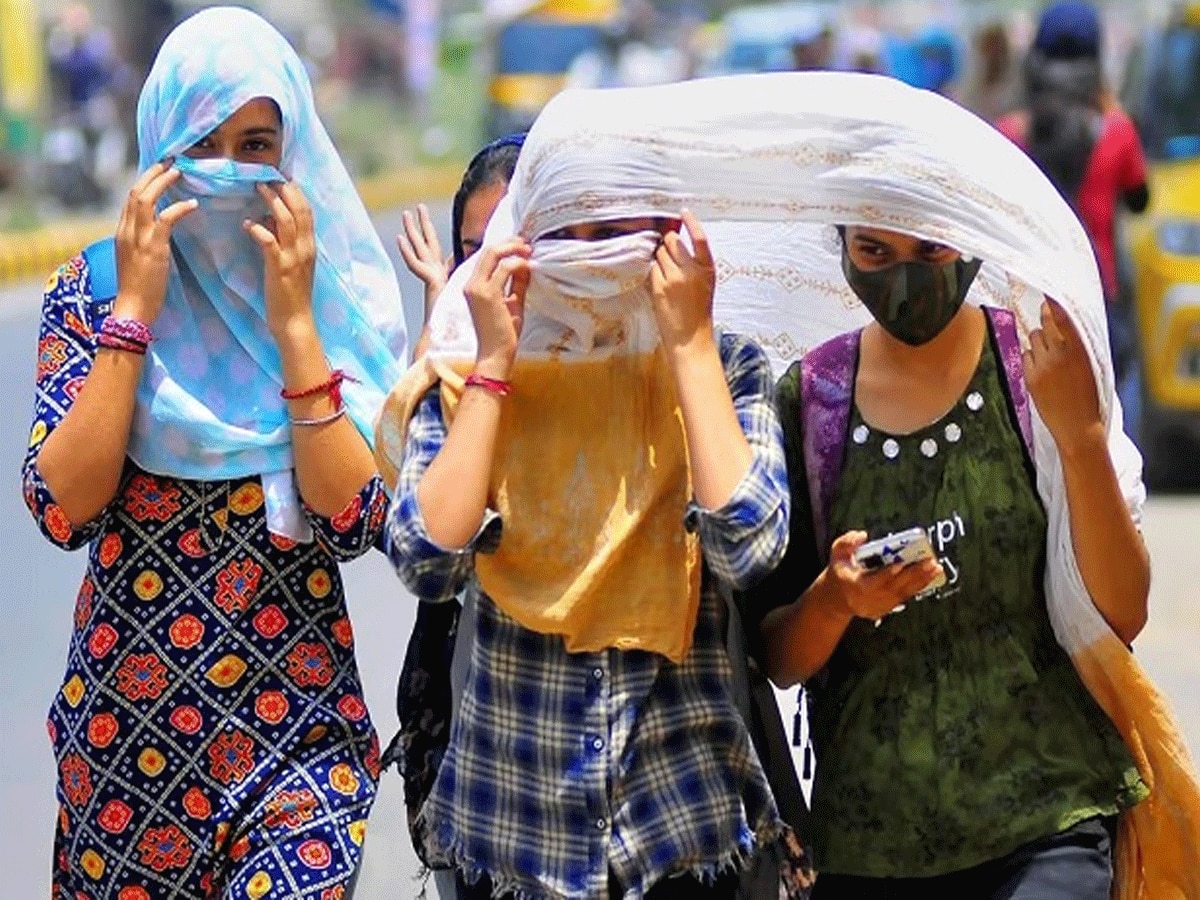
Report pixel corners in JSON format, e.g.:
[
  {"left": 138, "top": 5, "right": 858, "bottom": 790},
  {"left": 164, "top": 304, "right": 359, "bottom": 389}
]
[
  {"left": 790, "top": 16, "right": 834, "bottom": 72},
  {"left": 960, "top": 21, "right": 1021, "bottom": 124},
  {"left": 998, "top": 0, "right": 1149, "bottom": 439},
  {"left": 912, "top": 25, "right": 964, "bottom": 97},
  {"left": 42, "top": 1, "right": 132, "bottom": 210}
]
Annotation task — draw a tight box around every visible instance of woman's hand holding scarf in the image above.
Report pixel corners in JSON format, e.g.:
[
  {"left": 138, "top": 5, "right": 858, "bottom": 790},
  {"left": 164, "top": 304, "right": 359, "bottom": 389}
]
[
  {"left": 650, "top": 212, "right": 754, "bottom": 511},
  {"left": 1025, "top": 297, "right": 1150, "bottom": 644},
  {"left": 246, "top": 182, "right": 318, "bottom": 342},
  {"left": 649, "top": 211, "right": 717, "bottom": 359},
  {"left": 463, "top": 238, "right": 531, "bottom": 380},
  {"left": 1023, "top": 298, "right": 1105, "bottom": 455},
  {"left": 37, "top": 161, "right": 200, "bottom": 527},
  {"left": 113, "top": 161, "right": 199, "bottom": 323}
]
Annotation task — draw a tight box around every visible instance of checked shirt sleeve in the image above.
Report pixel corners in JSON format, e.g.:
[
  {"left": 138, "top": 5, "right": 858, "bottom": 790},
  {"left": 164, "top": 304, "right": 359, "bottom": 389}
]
[
  {"left": 685, "top": 331, "right": 790, "bottom": 592},
  {"left": 22, "top": 256, "right": 113, "bottom": 551},
  {"left": 383, "top": 387, "right": 501, "bottom": 602}
]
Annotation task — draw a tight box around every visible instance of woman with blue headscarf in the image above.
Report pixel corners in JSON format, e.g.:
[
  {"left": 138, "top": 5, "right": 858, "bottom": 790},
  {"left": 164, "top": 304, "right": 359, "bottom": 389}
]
[{"left": 22, "top": 8, "right": 405, "bottom": 897}]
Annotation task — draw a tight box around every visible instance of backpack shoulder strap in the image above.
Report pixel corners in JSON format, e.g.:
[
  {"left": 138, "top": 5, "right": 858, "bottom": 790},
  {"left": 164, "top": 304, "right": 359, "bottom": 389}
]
[
  {"left": 984, "top": 305, "right": 1034, "bottom": 459},
  {"left": 799, "top": 330, "right": 860, "bottom": 561},
  {"left": 82, "top": 237, "right": 118, "bottom": 304}
]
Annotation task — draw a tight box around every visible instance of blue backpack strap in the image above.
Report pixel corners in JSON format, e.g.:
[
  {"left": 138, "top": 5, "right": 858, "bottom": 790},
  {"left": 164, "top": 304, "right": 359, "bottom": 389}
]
[{"left": 82, "top": 237, "right": 118, "bottom": 304}]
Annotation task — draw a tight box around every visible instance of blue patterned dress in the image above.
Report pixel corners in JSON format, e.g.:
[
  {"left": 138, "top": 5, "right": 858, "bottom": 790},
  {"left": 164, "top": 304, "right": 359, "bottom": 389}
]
[{"left": 24, "top": 256, "right": 386, "bottom": 900}]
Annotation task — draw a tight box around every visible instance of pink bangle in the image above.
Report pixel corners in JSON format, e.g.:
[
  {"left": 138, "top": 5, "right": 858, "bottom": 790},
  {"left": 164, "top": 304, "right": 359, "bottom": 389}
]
[
  {"left": 98, "top": 333, "right": 148, "bottom": 355},
  {"left": 464, "top": 373, "right": 512, "bottom": 397},
  {"left": 100, "top": 316, "right": 153, "bottom": 346}
]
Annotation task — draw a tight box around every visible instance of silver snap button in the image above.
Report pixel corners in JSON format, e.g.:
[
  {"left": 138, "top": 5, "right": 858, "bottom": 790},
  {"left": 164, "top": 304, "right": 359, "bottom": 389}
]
[
  {"left": 945, "top": 423, "right": 962, "bottom": 443},
  {"left": 966, "top": 391, "right": 984, "bottom": 412},
  {"left": 592, "top": 737, "right": 604, "bottom": 751},
  {"left": 592, "top": 668, "right": 604, "bottom": 680},
  {"left": 920, "top": 438, "right": 938, "bottom": 458},
  {"left": 595, "top": 818, "right": 607, "bottom": 830},
  {"left": 882, "top": 438, "right": 900, "bottom": 460},
  {"left": 852, "top": 424, "right": 870, "bottom": 445}
]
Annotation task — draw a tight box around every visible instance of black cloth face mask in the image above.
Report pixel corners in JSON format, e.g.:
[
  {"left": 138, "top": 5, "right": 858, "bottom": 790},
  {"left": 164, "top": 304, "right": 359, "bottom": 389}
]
[{"left": 841, "top": 249, "right": 984, "bottom": 346}]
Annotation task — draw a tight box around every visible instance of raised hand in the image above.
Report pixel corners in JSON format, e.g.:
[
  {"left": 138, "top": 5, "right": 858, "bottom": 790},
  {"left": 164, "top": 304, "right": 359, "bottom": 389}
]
[
  {"left": 1023, "top": 298, "right": 1105, "bottom": 455},
  {"left": 397, "top": 203, "right": 451, "bottom": 314},
  {"left": 245, "top": 181, "right": 317, "bottom": 341},
  {"left": 463, "top": 238, "right": 531, "bottom": 379},
  {"left": 113, "top": 161, "right": 198, "bottom": 322},
  {"left": 649, "top": 210, "right": 717, "bottom": 356}
]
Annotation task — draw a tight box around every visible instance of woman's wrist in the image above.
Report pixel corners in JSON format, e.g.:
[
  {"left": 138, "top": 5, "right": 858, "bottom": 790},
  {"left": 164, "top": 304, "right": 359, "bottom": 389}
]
[
  {"left": 423, "top": 280, "right": 446, "bottom": 321},
  {"left": 473, "top": 350, "right": 515, "bottom": 382},
  {"left": 271, "top": 314, "right": 321, "bottom": 354},
  {"left": 663, "top": 328, "right": 719, "bottom": 370},
  {"left": 810, "top": 568, "right": 856, "bottom": 624},
  {"left": 1054, "top": 421, "right": 1108, "bottom": 462},
  {"left": 111, "top": 292, "right": 160, "bottom": 324}
]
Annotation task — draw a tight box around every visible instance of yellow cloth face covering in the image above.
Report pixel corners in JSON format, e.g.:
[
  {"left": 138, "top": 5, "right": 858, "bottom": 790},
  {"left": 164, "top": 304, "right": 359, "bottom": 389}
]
[{"left": 377, "top": 348, "right": 702, "bottom": 663}]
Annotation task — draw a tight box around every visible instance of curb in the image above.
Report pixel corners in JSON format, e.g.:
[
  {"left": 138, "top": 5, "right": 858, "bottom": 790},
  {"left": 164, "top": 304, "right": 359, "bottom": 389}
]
[{"left": 0, "top": 161, "right": 466, "bottom": 289}]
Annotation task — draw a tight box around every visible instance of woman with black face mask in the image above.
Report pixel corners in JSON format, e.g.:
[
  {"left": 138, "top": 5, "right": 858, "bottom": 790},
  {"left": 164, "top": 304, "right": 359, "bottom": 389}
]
[{"left": 742, "top": 223, "right": 1153, "bottom": 898}]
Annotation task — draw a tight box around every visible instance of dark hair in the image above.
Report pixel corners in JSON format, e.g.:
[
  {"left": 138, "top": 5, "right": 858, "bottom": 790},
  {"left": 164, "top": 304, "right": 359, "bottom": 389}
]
[
  {"left": 451, "top": 133, "right": 525, "bottom": 266},
  {"left": 1024, "top": 52, "right": 1102, "bottom": 206}
]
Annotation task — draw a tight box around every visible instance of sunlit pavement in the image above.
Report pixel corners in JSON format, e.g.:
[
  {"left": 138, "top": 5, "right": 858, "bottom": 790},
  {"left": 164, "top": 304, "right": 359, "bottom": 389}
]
[{"left": 1, "top": 203, "right": 1198, "bottom": 898}]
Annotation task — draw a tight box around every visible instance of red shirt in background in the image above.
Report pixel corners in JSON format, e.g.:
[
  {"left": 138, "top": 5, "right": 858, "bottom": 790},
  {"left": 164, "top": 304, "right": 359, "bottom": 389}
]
[{"left": 998, "top": 107, "right": 1147, "bottom": 300}]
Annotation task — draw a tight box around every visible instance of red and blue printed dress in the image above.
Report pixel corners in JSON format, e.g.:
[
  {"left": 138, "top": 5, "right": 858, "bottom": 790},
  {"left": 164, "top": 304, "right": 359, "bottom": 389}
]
[{"left": 23, "top": 256, "right": 386, "bottom": 900}]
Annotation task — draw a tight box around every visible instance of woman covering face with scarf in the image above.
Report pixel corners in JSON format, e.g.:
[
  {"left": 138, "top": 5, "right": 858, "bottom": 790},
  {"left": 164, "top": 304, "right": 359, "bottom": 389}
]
[
  {"left": 22, "top": 8, "right": 404, "bottom": 897},
  {"left": 378, "top": 115, "right": 795, "bottom": 898}
]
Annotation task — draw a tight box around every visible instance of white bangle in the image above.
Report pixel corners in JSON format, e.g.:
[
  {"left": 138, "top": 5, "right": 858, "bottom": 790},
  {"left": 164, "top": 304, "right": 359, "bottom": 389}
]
[{"left": 289, "top": 407, "right": 346, "bottom": 427}]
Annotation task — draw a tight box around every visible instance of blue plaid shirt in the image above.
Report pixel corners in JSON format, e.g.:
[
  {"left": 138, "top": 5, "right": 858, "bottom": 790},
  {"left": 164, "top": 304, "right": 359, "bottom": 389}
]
[{"left": 385, "top": 332, "right": 790, "bottom": 900}]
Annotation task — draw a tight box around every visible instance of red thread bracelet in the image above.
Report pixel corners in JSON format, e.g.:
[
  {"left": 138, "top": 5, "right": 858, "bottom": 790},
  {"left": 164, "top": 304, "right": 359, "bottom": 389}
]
[
  {"left": 464, "top": 373, "right": 512, "bottom": 397},
  {"left": 280, "top": 369, "right": 357, "bottom": 407}
]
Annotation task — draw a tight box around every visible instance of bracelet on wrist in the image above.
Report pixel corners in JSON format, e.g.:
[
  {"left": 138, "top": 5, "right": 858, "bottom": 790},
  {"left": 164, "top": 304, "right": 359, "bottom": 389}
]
[
  {"left": 98, "top": 332, "right": 148, "bottom": 355},
  {"left": 281, "top": 369, "right": 358, "bottom": 408},
  {"left": 464, "top": 372, "right": 512, "bottom": 397},
  {"left": 100, "top": 316, "right": 153, "bottom": 347},
  {"left": 289, "top": 406, "right": 347, "bottom": 427}
]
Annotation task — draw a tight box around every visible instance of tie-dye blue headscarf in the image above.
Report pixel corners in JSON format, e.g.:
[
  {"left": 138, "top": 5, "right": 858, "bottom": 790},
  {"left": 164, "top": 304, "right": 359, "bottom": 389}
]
[{"left": 130, "top": 7, "right": 406, "bottom": 538}]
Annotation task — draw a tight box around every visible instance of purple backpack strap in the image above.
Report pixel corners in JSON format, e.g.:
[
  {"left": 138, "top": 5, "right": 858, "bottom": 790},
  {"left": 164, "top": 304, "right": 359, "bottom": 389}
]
[
  {"left": 799, "top": 330, "right": 860, "bottom": 562},
  {"left": 985, "top": 306, "right": 1034, "bottom": 457}
]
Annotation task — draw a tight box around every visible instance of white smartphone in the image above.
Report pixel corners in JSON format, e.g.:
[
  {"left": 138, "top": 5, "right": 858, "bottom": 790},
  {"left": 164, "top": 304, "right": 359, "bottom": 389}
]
[{"left": 853, "top": 526, "right": 946, "bottom": 592}]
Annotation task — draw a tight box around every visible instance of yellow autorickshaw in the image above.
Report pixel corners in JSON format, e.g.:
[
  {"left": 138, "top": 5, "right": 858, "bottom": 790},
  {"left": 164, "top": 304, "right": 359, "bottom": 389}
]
[
  {"left": 484, "top": 0, "right": 620, "bottom": 139},
  {"left": 1122, "top": 3, "right": 1200, "bottom": 488}
]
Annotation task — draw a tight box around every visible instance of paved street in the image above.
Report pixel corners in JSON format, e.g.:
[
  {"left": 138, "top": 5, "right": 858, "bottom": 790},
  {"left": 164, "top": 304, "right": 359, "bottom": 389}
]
[{"left": 1, "top": 203, "right": 1198, "bottom": 899}]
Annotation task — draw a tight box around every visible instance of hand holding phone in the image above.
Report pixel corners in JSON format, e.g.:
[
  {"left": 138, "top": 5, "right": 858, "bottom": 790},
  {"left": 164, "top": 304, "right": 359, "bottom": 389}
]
[{"left": 852, "top": 527, "right": 947, "bottom": 616}]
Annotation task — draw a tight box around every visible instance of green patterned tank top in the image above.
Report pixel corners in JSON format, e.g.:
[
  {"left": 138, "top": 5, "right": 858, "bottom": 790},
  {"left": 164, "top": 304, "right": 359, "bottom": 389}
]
[{"left": 810, "top": 326, "right": 1146, "bottom": 878}]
